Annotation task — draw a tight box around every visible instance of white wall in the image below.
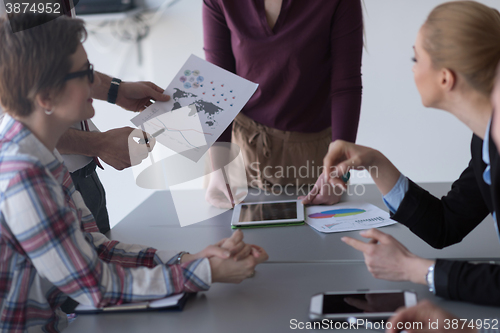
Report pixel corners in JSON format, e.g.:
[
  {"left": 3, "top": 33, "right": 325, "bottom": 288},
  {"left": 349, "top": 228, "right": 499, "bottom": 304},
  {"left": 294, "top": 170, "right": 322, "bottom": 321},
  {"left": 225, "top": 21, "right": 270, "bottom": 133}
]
[{"left": 80, "top": 0, "right": 500, "bottom": 228}]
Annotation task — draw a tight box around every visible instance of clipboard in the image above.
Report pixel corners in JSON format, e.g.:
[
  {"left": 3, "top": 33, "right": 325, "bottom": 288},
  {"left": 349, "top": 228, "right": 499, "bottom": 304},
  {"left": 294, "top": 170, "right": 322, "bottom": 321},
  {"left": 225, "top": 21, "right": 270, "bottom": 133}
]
[{"left": 75, "top": 292, "right": 193, "bottom": 314}]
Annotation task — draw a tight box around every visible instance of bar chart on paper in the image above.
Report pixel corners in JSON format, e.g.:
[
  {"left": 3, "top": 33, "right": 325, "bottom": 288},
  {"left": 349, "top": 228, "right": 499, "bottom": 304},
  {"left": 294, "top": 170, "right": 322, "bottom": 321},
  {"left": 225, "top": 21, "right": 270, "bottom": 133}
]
[
  {"left": 308, "top": 208, "right": 366, "bottom": 219},
  {"left": 306, "top": 203, "right": 396, "bottom": 233}
]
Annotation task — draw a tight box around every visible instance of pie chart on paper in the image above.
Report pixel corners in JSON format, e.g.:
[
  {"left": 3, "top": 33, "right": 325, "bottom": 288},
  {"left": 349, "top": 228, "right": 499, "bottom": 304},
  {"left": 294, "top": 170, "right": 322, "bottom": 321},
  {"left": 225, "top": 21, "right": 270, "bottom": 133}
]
[{"left": 308, "top": 208, "right": 366, "bottom": 219}]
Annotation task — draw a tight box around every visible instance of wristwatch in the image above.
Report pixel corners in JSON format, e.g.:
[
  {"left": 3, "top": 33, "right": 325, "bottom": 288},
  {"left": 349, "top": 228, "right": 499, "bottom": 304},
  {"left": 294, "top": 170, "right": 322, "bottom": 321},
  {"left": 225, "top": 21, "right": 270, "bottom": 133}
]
[
  {"left": 426, "top": 264, "right": 436, "bottom": 294},
  {"left": 175, "top": 251, "right": 189, "bottom": 265},
  {"left": 107, "top": 78, "right": 121, "bottom": 104}
]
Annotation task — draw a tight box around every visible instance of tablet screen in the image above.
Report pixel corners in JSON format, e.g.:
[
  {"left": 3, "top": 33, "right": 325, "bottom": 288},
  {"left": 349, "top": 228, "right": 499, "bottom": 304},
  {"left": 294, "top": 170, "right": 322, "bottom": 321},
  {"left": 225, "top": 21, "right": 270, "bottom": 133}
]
[
  {"left": 322, "top": 292, "right": 405, "bottom": 314},
  {"left": 238, "top": 202, "right": 298, "bottom": 222}
]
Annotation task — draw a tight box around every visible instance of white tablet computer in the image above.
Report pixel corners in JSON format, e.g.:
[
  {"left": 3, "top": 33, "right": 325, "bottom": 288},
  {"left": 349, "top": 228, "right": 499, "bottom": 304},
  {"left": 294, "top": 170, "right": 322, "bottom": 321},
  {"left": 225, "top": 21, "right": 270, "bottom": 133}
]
[
  {"left": 309, "top": 290, "right": 418, "bottom": 321},
  {"left": 231, "top": 200, "right": 305, "bottom": 229}
]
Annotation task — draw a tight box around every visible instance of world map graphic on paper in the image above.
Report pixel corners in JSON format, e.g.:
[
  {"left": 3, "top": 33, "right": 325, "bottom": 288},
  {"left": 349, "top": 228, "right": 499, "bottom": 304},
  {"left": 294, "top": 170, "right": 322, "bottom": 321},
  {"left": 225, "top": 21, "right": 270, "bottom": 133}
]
[
  {"left": 131, "top": 54, "right": 258, "bottom": 162},
  {"left": 171, "top": 88, "right": 224, "bottom": 129}
]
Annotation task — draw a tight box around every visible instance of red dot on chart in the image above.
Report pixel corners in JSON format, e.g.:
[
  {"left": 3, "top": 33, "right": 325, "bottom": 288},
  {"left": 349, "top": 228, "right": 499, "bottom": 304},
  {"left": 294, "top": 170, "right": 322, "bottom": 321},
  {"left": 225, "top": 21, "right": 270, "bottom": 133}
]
[
  {"left": 233, "top": 97, "right": 235, "bottom": 99},
  {"left": 202, "top": 92, "right": 205, "bottom": 95},
  {"left": 213, "top": 94, "right": 215, "bottom": 96},
  {"left": 224, "top": 99, "right": 227, "bottom": 101},
  {"left": 210, "top": 81, "right": 213, "bottom": 84},
  {"left": 221, "top": 84, "right": 224, "bottom": 87}
]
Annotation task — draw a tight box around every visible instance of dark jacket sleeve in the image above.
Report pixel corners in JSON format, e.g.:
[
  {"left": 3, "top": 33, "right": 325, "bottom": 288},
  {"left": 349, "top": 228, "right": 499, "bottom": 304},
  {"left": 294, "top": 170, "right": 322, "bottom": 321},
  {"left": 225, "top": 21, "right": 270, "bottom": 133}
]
[
  {"left": 391, "top": 135, "right": 499, "bottom": 305},
  {"left": 391, "top": 160, "right": 490, "bottom": 249},
  {"left": 434, "top": 259, "right": 500, "bottom": 305}
]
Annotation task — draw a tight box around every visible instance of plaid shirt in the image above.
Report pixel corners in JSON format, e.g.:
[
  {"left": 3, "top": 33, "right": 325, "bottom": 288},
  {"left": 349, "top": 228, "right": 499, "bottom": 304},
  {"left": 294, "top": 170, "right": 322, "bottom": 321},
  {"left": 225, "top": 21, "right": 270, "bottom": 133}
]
[{"left": 0, "top": 115, "right": 211, "bottom": 332}]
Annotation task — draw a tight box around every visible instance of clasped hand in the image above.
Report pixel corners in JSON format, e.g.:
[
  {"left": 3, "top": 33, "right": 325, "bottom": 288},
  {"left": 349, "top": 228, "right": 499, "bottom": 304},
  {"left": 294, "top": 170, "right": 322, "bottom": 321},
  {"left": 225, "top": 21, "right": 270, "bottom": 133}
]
[{"left": 181, "top": 230, "right": 268, "bottom": 283}]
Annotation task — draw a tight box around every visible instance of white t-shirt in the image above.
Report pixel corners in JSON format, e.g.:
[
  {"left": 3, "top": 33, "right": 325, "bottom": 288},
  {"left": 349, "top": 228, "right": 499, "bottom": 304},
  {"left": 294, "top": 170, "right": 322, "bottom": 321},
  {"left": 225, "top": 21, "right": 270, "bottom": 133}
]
[
  {"left": 0, "top": 109, "right": 95, "bottom": 173},
  {"left": 62, "top": 120, "right": 96, "bottom": 173}
]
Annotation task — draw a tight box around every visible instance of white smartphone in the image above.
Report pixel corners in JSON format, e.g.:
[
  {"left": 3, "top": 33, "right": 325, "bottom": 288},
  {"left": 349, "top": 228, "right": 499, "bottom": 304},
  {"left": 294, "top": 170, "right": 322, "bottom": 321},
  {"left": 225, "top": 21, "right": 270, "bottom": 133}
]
[
  {"left": 309, "top": 290, "right": 418, "bottom": 321},
  {"left": 231, "top": 200, "right": 305, "bottom": 228}
]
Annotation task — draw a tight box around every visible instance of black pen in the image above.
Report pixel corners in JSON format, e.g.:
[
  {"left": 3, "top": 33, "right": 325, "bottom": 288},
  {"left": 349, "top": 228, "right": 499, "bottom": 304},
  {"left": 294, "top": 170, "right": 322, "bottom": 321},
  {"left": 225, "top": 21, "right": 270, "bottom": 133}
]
[{"left": 139, "top": 128, "right": 166, "bottom": 144}]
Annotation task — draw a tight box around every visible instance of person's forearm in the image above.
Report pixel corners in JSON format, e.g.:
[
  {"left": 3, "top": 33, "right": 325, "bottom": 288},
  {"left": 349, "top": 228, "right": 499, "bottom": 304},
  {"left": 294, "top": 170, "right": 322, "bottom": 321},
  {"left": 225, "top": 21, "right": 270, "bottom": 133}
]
[
  {"left": 56, "top": 128, "right": 104, "bottom": 156},
  {"left": 92, "top": 71, "right": 113, "bottom": 101},
  {"left": 369, "top": 150, "right": 403, "bottom": 196}
]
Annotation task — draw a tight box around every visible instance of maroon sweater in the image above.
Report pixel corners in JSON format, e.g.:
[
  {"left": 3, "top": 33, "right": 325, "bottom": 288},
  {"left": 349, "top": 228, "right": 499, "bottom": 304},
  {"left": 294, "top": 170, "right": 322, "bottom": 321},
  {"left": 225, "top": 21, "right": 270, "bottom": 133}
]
[{"left": 203, "top": 0, "right": 363, "bottom": 143}]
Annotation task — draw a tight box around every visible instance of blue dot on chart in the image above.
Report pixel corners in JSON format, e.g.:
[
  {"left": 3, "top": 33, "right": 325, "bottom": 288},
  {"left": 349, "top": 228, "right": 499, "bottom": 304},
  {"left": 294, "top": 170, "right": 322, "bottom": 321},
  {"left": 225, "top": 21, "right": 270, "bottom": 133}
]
[
  {"left": 201, "top": 84, "right": 204, "bottom": 87},
  {"left": 221, "top": 94, "right": 224, "bottom": 96},
  {"left": 217, "top": 101, "right": 220, "bottom": 103},
  {"left": 189, "top": 77, "right": 195, "bottom": 82},
  {"left": 212, "top": 88, "right": 215, "bottom": 91},
  {"left": 192, "top": 82, "right": 200, "bottom": 88},
  {"left": 230, "top": 104, "right": 233, "bottom": 107},
  {"left": 230, "top": 90, "right": 233, "bottom": 93},
  {"left": 192, "top": 70, "right": 200, "bottom": 76},
  {"left": 180, "top": 76, "right": 187, "bottom": 83},
  {"left": 184, "top": 82, "right": 192, "bottom": 89},
  {"left": 184, "top": 70, "right": 192, "bottom": 76},
  {"left": 197, "top": 76, "right": 204, "bottom": 82}
]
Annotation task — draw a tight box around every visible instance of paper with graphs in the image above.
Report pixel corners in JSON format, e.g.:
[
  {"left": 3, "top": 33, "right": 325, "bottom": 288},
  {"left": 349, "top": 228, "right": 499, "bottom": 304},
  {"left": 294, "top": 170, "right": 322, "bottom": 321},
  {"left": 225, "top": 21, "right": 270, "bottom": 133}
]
[
  {"left": 306, "top": 202, "right": 396, "bottom": 233},
  {"left": 131, "top": 54, "right": 258, "bottom": 161}
]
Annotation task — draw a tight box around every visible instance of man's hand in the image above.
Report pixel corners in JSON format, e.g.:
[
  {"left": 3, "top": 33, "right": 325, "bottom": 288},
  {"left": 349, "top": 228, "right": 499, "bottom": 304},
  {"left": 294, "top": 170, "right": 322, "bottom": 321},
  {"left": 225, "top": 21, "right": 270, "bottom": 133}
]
[
  {"left": 97, "top": 127, "right": 155, "bottom": 170},
  {"left": 93, "top": 72, "right": 170, "bottom": 111},
  {"left": 116, "top": 81, "right": 170, "bottom": 112}
]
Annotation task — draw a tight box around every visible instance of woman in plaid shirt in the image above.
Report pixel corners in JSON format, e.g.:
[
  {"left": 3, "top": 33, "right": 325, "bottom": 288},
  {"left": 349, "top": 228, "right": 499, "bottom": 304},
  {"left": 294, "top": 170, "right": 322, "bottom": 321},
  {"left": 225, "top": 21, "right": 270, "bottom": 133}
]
[{"left": 0, "top": 13, "right": 267, "bottom": 332}]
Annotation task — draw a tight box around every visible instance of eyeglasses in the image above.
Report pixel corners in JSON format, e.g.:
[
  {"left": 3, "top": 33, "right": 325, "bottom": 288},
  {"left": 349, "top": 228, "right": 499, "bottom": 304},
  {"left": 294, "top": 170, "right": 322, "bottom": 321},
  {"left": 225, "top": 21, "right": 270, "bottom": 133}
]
[{"left": 64, "top": 61, "right": 94, "bottom": 84}]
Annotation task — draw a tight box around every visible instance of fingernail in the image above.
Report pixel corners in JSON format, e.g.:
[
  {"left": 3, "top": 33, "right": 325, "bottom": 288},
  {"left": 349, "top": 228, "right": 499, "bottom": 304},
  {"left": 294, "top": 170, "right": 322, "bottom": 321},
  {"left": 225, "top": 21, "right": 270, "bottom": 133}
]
[
  {"left": 224, "top": 251, "right": 230, "bottom": 257},
  {"left": 360, "top": 230, "right": 367, "bottom": 235},
  {"left": 341, "top": 237, "right": 347, "bottom": 242}
]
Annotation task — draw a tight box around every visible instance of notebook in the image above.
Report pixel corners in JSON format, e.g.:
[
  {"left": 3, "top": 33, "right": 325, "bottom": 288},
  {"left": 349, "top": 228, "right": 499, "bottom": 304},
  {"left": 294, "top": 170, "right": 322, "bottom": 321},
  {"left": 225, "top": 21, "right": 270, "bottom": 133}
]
[{"left": 75, "top": 292, "right": 192, "bottom": 314}]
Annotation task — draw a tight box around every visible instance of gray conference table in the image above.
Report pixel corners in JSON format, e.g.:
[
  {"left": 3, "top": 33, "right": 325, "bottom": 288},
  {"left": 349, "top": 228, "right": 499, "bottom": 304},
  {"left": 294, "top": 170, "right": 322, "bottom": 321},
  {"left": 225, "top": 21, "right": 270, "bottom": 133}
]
[
  {"left": 69, "top": 262, "right": 500, "bottom": 333},
  {"left": 68, "top": 183, "right": 500, "bottom": 333},
  {"left": 107, "top": 183, "right": 500, "bottom": 263}
]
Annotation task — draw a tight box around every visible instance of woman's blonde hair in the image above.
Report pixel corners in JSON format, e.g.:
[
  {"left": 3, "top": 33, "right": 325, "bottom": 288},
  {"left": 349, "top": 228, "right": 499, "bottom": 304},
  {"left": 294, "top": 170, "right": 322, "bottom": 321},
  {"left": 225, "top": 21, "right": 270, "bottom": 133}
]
[{"left": 423, "top": 1, "right": 500, "bottom": 96}]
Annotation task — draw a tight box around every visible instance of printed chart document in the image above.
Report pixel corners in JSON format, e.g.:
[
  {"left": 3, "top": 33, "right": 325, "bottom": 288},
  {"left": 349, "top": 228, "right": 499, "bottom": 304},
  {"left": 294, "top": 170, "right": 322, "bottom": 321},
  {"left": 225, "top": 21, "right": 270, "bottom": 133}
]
[
  {"left": 305, "top": 202, "right": 396, "bottom": 233},
  {"left": 131, "top": 54, "right": 258, "bottom": 162}
]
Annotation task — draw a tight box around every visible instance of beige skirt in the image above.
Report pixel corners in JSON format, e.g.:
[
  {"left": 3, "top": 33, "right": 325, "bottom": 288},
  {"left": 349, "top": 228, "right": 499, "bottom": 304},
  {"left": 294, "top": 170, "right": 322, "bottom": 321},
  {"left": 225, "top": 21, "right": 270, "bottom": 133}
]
[{"left": 232, "top": 113, "right": 331, "bottom": 190}]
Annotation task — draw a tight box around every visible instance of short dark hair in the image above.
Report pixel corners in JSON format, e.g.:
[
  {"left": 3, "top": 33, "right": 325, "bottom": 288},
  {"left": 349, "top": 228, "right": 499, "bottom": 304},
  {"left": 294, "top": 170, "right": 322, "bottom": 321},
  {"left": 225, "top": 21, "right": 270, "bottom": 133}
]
[{"left": 0, "top": 13, "right": 87, "bottom": 117}]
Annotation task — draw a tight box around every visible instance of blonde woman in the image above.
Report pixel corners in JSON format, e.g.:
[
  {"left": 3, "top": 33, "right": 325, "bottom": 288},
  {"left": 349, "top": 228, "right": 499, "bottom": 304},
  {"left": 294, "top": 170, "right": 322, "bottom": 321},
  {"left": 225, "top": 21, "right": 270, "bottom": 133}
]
[{"left": 318, "top": 1, "right": 500, "bottom": 305}]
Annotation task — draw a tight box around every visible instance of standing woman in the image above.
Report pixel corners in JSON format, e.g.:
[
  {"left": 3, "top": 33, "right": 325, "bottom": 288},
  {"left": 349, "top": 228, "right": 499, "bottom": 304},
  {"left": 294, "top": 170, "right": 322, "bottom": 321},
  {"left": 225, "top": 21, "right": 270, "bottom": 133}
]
[
  {"left": 203, "top": 0, "right": 363, "bottom": 206},
  {"left": 321, "top": 1, "right": 500, "bottom": 306}
]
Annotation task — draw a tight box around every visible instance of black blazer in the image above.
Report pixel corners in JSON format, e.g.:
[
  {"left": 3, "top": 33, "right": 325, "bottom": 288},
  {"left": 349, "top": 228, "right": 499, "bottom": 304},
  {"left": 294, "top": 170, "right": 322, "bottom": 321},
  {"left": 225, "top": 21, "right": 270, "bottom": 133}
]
[{"left": 391, "top": 134, "right": 500, "bottom": 306}]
